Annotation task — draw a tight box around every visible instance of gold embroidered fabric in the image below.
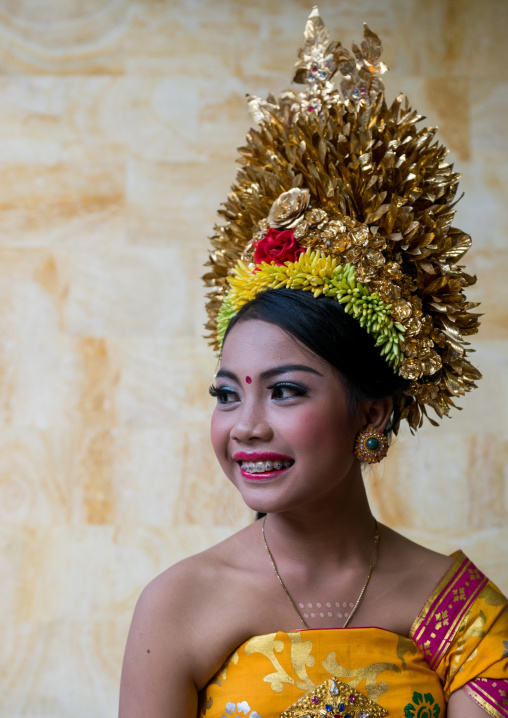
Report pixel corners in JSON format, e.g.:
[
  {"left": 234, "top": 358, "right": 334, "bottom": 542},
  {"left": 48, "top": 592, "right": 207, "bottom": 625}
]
[{"left": 199, "top": 554, "right": 508, "bottom": 718}]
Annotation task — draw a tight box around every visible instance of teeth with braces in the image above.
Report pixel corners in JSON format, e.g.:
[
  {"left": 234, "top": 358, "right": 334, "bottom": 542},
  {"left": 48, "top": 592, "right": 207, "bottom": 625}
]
[{"left": 240, "top": 459, "right": 293, "bottom": 473}]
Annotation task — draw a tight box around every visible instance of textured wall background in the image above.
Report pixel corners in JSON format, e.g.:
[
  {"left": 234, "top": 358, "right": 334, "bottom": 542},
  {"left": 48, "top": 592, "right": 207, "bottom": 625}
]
[{"left": 0, "top": 1, "right": 506, "bottom": 716}]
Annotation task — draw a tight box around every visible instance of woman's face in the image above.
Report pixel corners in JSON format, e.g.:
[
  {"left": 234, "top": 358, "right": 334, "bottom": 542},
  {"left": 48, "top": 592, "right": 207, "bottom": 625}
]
[{"left": 210, "top": 318, "right": 364, "bottom": 514}]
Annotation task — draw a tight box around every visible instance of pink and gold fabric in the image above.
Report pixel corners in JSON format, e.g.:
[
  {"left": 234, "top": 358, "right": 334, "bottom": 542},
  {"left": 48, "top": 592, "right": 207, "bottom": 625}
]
[
  {"left": 200, "top": 553, "right": 508, "bottom": 718},
  {"left": 410, "top": 552, "right": 508, "bottom": 716}
]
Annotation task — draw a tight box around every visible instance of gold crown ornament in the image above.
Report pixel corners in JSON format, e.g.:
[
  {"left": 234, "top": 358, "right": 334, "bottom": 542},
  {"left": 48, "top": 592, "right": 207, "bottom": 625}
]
[
  {"left": 280, "top": 677, "right": 388, "bottom": 718},
  {"left": 203, "top": 6, "right": 482, "bottom": 433}
]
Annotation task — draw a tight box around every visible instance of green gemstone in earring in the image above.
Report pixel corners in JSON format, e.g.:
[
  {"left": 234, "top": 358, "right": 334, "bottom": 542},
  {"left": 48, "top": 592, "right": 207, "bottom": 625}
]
[{"left": 365, "top": 436, "right": 380, "bottom": 450}]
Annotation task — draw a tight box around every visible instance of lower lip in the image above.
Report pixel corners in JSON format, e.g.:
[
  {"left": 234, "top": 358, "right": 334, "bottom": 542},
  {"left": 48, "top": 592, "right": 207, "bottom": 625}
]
[{"left": 239, "top": 465, "right": 292, "bottom": 481}]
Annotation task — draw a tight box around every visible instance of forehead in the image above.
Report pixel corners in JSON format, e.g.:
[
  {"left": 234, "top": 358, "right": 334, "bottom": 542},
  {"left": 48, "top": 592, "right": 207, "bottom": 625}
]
[{"left": 220, "top": 319, "right": 329, "bottom": 374}]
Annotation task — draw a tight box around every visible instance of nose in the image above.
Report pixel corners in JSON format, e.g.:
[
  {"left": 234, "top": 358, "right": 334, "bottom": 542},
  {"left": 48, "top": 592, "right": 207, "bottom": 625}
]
[{"left": 230, "top": 397, "right": 273, "bottom": 443}]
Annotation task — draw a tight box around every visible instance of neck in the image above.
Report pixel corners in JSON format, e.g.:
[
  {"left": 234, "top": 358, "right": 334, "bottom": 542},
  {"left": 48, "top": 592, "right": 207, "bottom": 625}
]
[{"left": 261, "top": 470, "right": 375, "bottom": 580}]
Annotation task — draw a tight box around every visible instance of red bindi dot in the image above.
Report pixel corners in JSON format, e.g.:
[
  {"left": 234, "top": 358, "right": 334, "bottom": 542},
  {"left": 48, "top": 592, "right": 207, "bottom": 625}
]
[{"left": 245, "top": 376, "right": 252, "bottom": 384}]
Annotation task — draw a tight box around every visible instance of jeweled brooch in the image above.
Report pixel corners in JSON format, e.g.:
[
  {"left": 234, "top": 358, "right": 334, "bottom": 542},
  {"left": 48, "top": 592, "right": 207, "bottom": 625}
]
[{"left": 280, "top": 677, "right": 389, "bottom": 718}]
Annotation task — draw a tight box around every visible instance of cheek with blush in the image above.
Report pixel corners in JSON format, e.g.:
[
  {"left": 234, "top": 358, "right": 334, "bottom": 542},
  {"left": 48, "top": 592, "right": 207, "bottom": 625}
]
[
  {"left": 210, "top": 408, "right": 244, "bottom": 483},
  {"left": 210, "top": 411, "right": 229, "bottom": 465},
  {"left": 289, "top": 405, "right": 354, "bottom": 459}
]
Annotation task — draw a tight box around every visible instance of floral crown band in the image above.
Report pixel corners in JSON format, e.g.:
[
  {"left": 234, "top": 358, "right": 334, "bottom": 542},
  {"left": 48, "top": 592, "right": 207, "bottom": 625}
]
[{"left": 203, "top": 6, "right": 481, "bottom": 433}]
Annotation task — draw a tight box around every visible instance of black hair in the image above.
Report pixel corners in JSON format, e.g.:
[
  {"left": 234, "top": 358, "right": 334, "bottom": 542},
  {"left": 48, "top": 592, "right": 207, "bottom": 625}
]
[
  {"left": 224, "top": 288, "right": 409, "bottom": 415},
  {"left": 223, "top": 289, "right": 410, "bottom": 523}
]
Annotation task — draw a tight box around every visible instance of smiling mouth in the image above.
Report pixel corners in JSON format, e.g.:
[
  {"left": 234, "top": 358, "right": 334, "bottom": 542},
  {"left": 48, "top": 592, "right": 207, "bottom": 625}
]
[{"left": 239, "top": 459, "right": 294, "bottom": 474}]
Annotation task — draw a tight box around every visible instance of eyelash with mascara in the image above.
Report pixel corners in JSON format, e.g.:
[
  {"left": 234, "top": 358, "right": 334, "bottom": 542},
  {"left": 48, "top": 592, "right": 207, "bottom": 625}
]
[{"left": 209, "top": 382, "right": 308, "bottom": 401}]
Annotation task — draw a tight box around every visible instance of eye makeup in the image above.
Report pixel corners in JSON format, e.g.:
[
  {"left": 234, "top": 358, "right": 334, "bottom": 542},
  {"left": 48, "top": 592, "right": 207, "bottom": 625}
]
[{"left": 208, "top": 384, "right": 239, "bottom": 405}]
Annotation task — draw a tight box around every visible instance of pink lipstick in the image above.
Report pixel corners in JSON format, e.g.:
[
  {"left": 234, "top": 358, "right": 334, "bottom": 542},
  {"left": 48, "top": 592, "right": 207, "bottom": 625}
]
[{"left": 232, "top": 451, "right": 294, "bottom": 481}]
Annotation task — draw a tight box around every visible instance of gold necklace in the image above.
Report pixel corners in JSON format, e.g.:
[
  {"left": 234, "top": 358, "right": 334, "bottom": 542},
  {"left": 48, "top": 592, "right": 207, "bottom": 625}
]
[{"left": 261, "top": 517, "right": 380, "bottom": 629}]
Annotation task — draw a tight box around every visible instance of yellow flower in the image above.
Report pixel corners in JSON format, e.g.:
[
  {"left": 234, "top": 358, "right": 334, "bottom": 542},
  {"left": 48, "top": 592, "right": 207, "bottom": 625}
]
[{"left": 219, "top": 249, "right": 405, "bottom": 368}]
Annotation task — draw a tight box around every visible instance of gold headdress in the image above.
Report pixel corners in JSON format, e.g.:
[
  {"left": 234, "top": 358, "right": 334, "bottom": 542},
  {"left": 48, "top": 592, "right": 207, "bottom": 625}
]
[{"left": 203, "top": 6, "right": 481, "bottom": 433}]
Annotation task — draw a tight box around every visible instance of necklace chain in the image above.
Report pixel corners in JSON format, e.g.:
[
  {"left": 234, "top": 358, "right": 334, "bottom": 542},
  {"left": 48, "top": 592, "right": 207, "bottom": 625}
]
[{"left": 261, "top": 517, "right": 380, "bottom": 629}]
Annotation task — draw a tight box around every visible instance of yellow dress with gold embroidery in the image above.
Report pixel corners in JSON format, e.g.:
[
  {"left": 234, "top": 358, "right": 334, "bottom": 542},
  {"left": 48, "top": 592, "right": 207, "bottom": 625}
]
[{"left": 200, "top": 553, "right": 508, "bottom": 718}]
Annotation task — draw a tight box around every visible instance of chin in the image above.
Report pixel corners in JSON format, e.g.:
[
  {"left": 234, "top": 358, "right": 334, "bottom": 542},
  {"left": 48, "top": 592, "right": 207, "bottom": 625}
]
[{"left": 234, "top": 485, "right": 307, "bottom": 517}]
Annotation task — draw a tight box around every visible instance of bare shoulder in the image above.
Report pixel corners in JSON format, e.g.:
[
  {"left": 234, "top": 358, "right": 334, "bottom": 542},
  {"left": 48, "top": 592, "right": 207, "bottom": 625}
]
[
  {"left": 120, "top": 521, "right": 265, "bottom": 717},
  {"left": 382, "top": 525, "right": 455, "bottom": 580},
  {"left": 131, "top": 526, "right": 256, "bottom": 657},
  {"left": 365, "top": 525, "right": 456, "bottom": 635}
]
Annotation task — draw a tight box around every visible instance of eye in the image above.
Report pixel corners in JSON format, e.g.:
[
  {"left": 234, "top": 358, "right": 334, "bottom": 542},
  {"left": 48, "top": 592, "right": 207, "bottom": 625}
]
[
  {"left": 209, "top": 384, "right": 240, "bottom": 405},
  {"left": 269, "top": 382, "right": 307, "bottom": 401}
]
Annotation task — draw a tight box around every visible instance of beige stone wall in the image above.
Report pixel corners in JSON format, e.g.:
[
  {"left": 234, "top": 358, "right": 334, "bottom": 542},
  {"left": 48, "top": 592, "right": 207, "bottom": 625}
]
[{"left": 0, "top": 1, "right": 506, "bottom": 715}]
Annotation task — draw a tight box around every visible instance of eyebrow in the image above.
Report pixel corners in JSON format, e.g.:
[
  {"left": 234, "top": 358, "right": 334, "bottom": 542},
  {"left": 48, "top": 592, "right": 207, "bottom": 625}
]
[{"left": 216, "top": 364, "right": 323, "bottom": 382}]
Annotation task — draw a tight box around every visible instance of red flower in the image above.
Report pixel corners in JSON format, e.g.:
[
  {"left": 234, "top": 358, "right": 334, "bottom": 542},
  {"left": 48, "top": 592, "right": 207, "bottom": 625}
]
[{"left": 253, "top": 228, "right": 304, "bottom": 266}]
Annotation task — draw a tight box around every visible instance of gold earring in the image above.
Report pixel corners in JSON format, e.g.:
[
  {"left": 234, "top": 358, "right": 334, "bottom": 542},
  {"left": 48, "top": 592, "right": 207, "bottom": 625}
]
[{"left": 354, "top": 428, "right": 388, "bottom": 464}]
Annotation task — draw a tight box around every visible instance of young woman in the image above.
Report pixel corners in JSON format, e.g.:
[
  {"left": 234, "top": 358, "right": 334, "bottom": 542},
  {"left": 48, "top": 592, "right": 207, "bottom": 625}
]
[{"left": 119, "top": 10, "right": 507, "bottom": 718}]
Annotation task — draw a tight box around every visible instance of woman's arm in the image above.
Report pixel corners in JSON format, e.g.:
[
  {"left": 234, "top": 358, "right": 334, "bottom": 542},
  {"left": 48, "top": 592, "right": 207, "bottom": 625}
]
[
  {"left": 447, "top": 688, "right": 495, "bottom": 718},
  {"left": 119, "top": 573, "right": 199, "bottom": 718}
]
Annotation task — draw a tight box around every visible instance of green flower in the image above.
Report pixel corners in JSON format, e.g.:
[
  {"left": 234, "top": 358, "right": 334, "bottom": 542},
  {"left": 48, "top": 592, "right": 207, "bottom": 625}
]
[
  {"left": 404, "top": 692, "right": 441, "bottom": 718},
  {"left": 217, "top": 296, "right": 237, "bottom": 347},
  {"left": 219, "top": 250, "right": 405, "bottom": 366}
]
